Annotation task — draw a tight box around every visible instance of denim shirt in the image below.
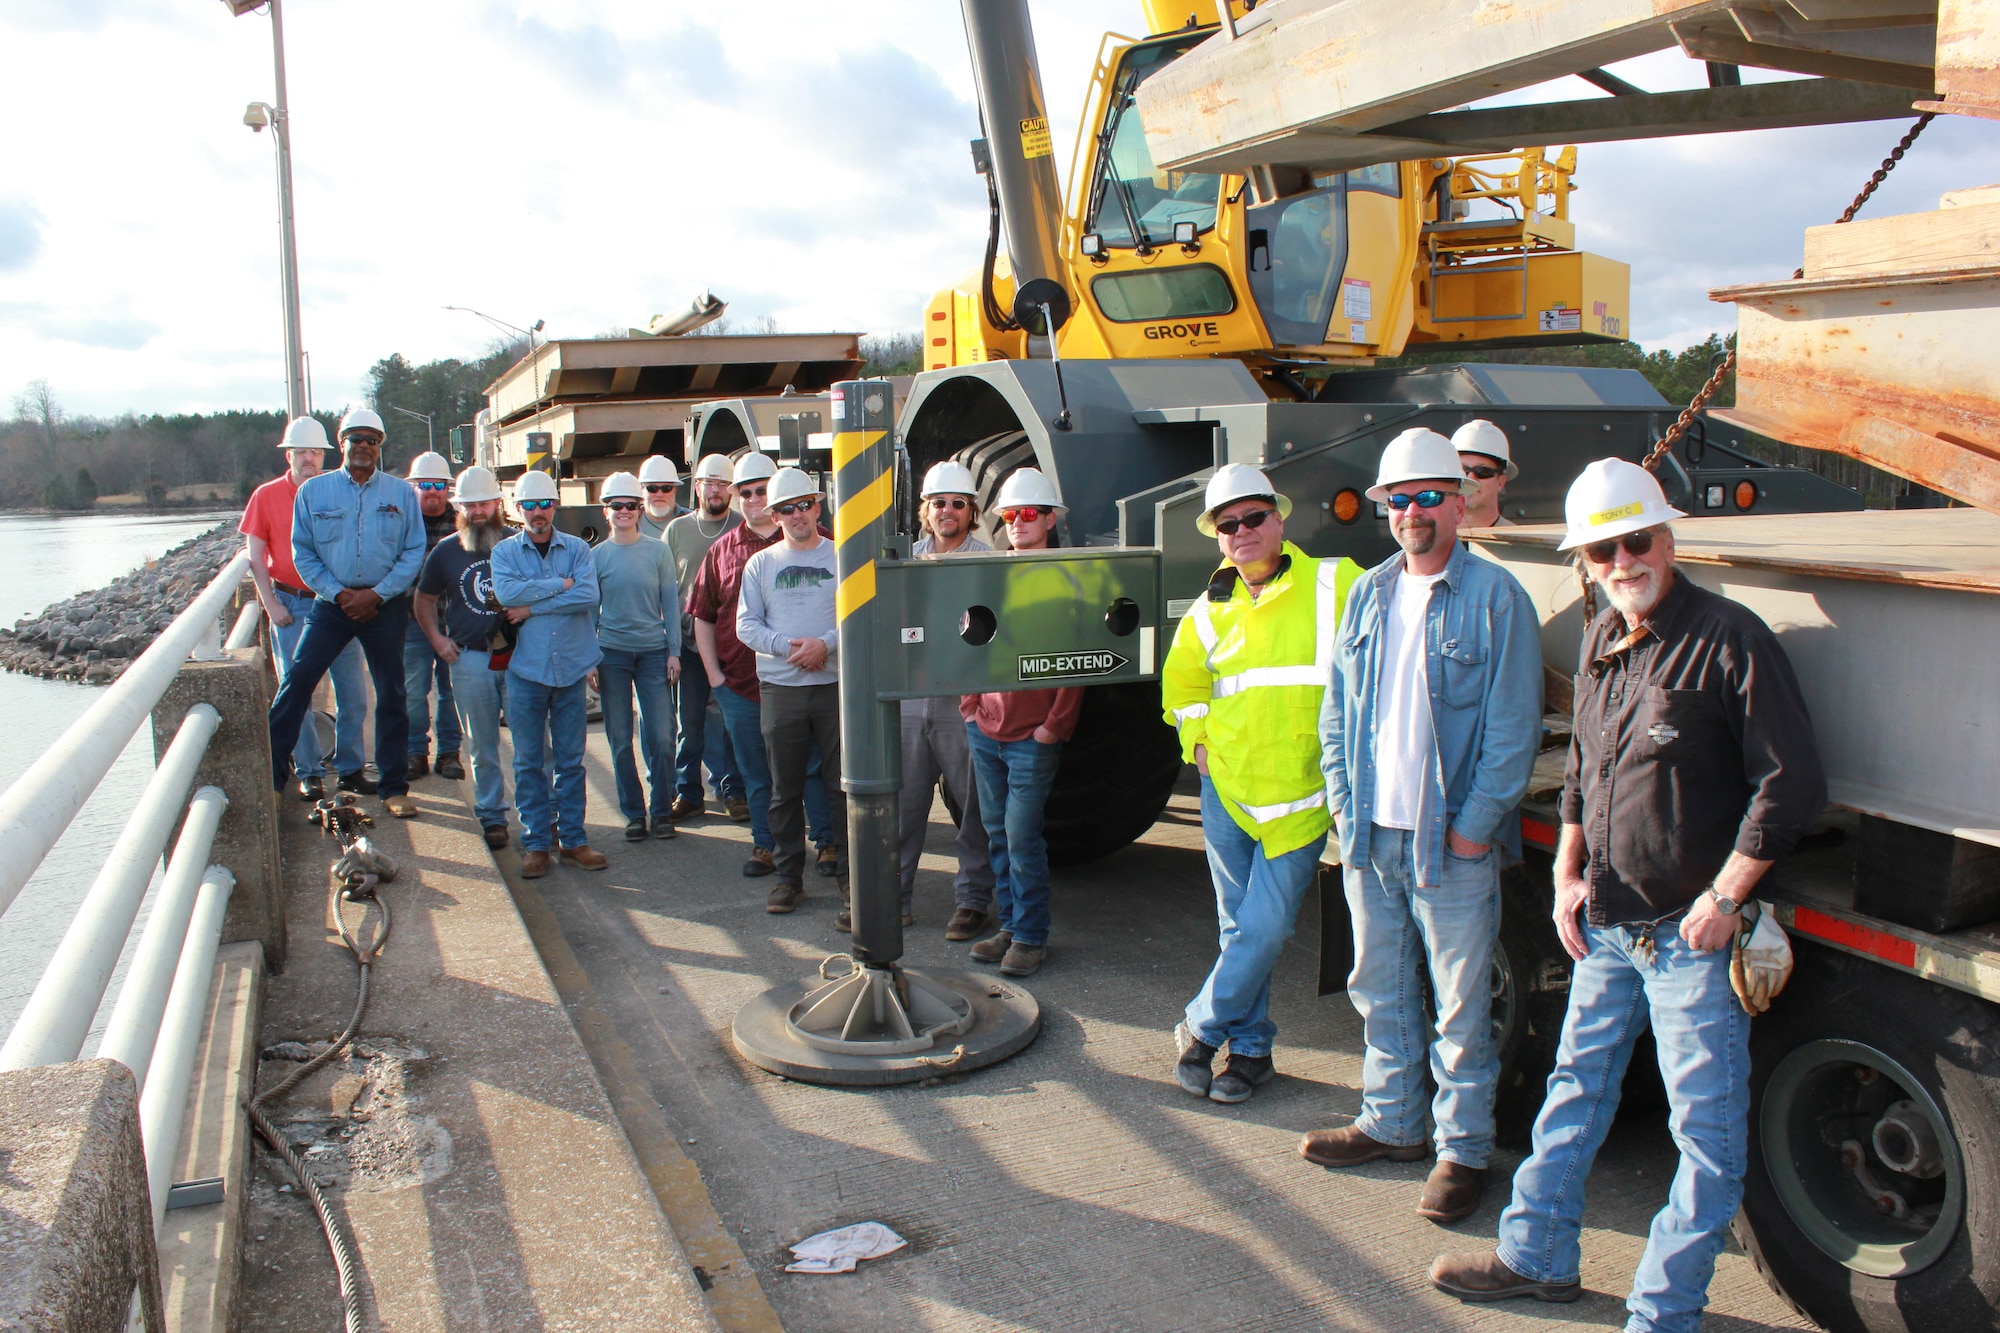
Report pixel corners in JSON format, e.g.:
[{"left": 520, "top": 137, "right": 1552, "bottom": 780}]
[
  {"left": 291, "top": 467, "right": 427, "bottom": 602},
  {"left": 1319, "top": 539, "right": 1544, "bottom": 888},
  {"left": 490, "top": 530, "right": 602, "bottom": 688}
]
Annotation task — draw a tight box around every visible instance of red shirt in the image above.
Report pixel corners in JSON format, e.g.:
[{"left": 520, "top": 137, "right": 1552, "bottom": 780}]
[
  {"left": 687, "top": 521, "right": 831, "bottom": 700},
  {"left": 961, "top": 687, "right": 1085, "bottom": 743},
  {"left": 240, "top": 474, "right": 304, "bottom": 590}
]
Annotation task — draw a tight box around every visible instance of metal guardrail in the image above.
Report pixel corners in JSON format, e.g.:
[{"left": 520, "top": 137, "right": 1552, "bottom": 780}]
[{"left": 0, "top": 553, "right": 253, "bottom": 1224}]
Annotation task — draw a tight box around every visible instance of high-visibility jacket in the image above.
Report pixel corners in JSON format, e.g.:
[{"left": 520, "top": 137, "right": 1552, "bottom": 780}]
[{"left": 1161, "top": 541, "right": 1364, "bottom": 856}]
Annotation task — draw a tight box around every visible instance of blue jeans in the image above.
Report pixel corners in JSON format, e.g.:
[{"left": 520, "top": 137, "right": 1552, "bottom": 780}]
[
  {"left": 1345, "top": 824, "right": 1500, "bottom": 1168},
  {"left": 713, "top": 681, "right": 833, "bottom": 851},
  {"left": 446, "top": 648, "right": 509, "bottom": 828},
  {"left": 675, "top": 647, "right": 740, "bottom": 804},
  {"left": 1185, "top": 775, "right": 1326, "bottom": 1059},
  {"left": 271, "top": 587, "right": 366, "bottom": 778},
  {"left": 965, "top": 723, "right": 1061, "bottom": 948},
  {"left": 1497, "top": 920, "right": 1749, "bottom": 1333},
  {"left": 507, "top": 672, "right": 589, "bottom": 851},
  {"left": 599, "top": 647, "right": 675, "bottom": 824},
  {"left": 268, "top": 595, "right": 412, "bottom": 796},
  {"left": 404, "top": 619, "right": 461, "bottom": 757}
]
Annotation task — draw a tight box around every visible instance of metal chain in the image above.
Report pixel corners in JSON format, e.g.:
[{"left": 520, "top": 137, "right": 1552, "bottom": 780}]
[{"left": 1639, "top": 113, "right": 1934, "bottom": 478}]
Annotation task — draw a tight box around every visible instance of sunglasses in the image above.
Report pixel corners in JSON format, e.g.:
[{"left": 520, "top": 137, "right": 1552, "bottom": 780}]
[
  {"left": 519, "top": 499, "right": 555, "bottom": 512},
  {"left": 644, "top": 484, "right": 675, "bottom": 494},
  {"left": 1385, "top": 489, "right": 1452, "bottom": 511},
  {"left": 1582, "top": 528, "right": 1657, "bottom": 564},
  {"left": 414, "top": 480, "right": 451, "bottom": 492},
  {"left": 739, "top": 484, "right": 768, "bottom": 498},
  {"left": 771, "top": 498, "right": 818, "bottom": 516},
  {"left": 1463, "top": 465, "right": 1504, "bottom": 481},
  {"left": 928, "top": 497, "right": 969, "bottom": 511},
  {"left": 606, "top": 500, "right": 640, "bottom": 512},
  {"left": 998, "top": 506, "right": 1051, "bottom": 523},
  {"left": 1213, "top": 507, "right": 1276, "bottom": 537}
]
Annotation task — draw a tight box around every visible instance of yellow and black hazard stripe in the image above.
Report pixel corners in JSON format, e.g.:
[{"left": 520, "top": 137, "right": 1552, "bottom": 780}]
[{"left": 831, "top": 424, "right": 892, "bottom": 623}]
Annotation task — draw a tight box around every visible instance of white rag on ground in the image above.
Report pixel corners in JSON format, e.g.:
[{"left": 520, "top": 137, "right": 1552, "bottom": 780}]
[{"left": 785, "top": 1222, "right": 908, "bottom": 1274}]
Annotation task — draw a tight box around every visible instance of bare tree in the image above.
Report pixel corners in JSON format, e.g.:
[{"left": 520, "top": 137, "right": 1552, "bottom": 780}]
[{"left": 14, "top": 379, "right": 61, "bottom": 448}]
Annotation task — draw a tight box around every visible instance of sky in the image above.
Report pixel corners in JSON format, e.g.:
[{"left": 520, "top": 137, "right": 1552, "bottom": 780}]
[{"left": 3, "top": 0, "right": 1997, "bottom": 421}]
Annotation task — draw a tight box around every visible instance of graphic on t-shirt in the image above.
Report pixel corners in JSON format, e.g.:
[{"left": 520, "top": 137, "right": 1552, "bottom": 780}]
[
  {"left": 458, "top": 560, "right": 493, "bottom": 610},
  {"left": 774, "top": 565, "right": 834, "bottom": 591}
]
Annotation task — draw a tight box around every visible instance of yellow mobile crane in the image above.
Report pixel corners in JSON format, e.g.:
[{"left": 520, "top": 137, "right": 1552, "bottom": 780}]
[{"left": 925, "top": 0, "right": 1631, "bottom": 389}]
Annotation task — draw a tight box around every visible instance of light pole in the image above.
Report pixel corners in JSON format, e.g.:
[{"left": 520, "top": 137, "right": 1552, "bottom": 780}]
[
  {"left": 388, "top": 405, "right": 436, "bottom": 457},
  {"left": 228, "top": 0, "right": 306, "bottom": 421}
]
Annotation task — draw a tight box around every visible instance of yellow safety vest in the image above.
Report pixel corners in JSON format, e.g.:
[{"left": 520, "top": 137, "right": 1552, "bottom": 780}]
[{"left": 1161, "top": 541, "right": 1364, "bottom": 857}]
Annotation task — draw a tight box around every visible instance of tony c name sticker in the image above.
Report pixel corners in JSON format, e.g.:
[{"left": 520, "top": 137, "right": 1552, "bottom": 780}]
[{"left": 1019, "top": 650, "right": 1128, "bottom": 682}]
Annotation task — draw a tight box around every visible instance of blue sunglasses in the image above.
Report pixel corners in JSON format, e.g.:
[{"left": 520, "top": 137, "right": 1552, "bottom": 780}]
[
  {"left": 1385, "top": 489, "right": 1452, "bottom": 511},
  {"left": 519, "top": 499, "right": 555, "bottom": 511}
]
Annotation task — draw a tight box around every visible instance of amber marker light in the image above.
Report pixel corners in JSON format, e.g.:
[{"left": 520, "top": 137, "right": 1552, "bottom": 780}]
[
  {"left": 1735, "top": 480, "right": 1758, "bottom": 511},
  {"left": 1332, "top": 488, "right": 1363, "bottom": 524}
]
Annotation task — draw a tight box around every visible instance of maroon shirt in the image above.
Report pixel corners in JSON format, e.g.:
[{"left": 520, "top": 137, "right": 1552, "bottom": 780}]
[{"left": 687, "top": 521, "right": 832, "bottom": 701}]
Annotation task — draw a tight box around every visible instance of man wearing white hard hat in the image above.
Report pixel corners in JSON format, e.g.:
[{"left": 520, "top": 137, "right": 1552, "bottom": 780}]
[
  {"left": 590, "top": 471, "right": 682, "bottom": 842},
  {"left": 960, "top": 467, "right": 1082, "bottom": 979},
  {"left": 689, "top": 452, "right": 839, "bottom": 880},
  {"left": 664, "top": 451, "right": 744, "bottom": 824},
  {"left": 1434, "top": 459, "right": 1825, "bottom": 1323},
  {"left": 1452, "top": 419, "right": 1517, "bottom": 529},
  {"left": 736, "top": 466, "right": 847, "bottom": 916},
  {"left": 1163, "top": 463, "right": 1364, "bottom": 1104},
  {"left": 491, "top": 469, "right": 606, "bottom": 877},
  {"left": 401, "top": 451, "right": 463, "bottom": 783},
  {"left": 239, "top": 415, "right": 367, "bottom": 801},
  {"left": 636, "top": 454, "right": 688, "bottom": 540},
  {"left": 414, "top": 465, "right": 518, "bottom": 849},
  {"left": 900, "top": 460, "right": 996, "bottom": 941},
  {"left": 268, "top": 407, "right": 428, "bottom": 819},
  {"left": 1303, "top": 426, "right": 1543, "bottom": 1224}
]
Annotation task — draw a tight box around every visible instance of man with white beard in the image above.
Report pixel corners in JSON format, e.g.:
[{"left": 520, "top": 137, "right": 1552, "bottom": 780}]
[{"left": 637, "top": 455, "right": 688, "bottom": 539}]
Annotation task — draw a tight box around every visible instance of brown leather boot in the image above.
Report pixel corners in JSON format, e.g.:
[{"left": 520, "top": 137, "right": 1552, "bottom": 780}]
[
  {"left": 559, "top": 844, "right": 608, "bottom": 871},
  {"left": 1417, "top": 1161, "right": 1487, "bottom": 1223},
  {"left": 1429, "top": 1250, "right": 1580, "bottom": 1303},
  {"left": 945, "top": 907, "right": 988, "bottom": 941},
  {"left": 1299, "top": 1124, "right": 1431, "bottom": 1168},
  {"left": 520, "top": 850, "right": 551, "bottom": 878},
  {"left": 969, "top": 931, "right": 1013, "bottom": 963}
]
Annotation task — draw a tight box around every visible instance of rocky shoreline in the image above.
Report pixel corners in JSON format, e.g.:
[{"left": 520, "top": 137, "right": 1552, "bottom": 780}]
[{"left": 0, "top": 522, "right": 241, "bottom": 683}]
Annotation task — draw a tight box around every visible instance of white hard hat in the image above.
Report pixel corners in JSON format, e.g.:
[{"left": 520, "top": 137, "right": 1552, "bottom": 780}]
[
  {"left": 338, "top": 408, "right": 386, "bottom": 439},
  {"left": 1368, "top": 427, "right": 1480, "bottom": 502},
  {"left": 452, "top": 466, "right": 503, "bottom": 504},
  {"left": 1558, "top": 458, "right": 1686, "bottom": 551},
  {"left": 280, "top": 416, "right": 329, "bottom": 451},
  {"left": 1197, "top": 463, "right": 1292, "bottom": 537},
  {"left": 693, "top": 453, "right": 734, "bottom": 483},
  {"left": 406, "top": 451, "right": 451, "bottom": 482},
  {"left": 600, "top": 471, "right": 644, "bottom": 502},
  {"left": 732, "top": 452, "right": 778, "bottom": 486},
  {"left": 920, "top": 460, "right": 978, "bottom": 499},
  {"left": 993, "top": 467, "right": 1065, "bottom": 512},
  {"left": 1452, "top": 419, "right": 1518, "bottom": 478},
  {"left": 637, "top": 455, "right": 681, "bottom": 485},
  {"left": 767, "top": 467, "right": 823, "bottom": 507},
  {"left": 514, "top": 470, "right": 559, "bottom": 505}
]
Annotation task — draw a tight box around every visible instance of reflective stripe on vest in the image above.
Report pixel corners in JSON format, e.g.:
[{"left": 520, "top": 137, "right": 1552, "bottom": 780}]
[
  {"left": 1234, "top": 790, "right": 1328, "bottom": 823},
  {"left": 1172, "top": 702, "right": 1210, "bottom": 722},
  {"left": 1188, "top": 596, "right": 1219, "bottom": 655},
  {"left": 1212, "top": 664, "right": 1324, "bottom": 698}
]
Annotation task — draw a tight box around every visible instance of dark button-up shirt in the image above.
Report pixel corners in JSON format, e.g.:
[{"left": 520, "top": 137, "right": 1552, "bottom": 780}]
[{"left": 1562, "top": 571, "right": 1825, "bottom": 925}]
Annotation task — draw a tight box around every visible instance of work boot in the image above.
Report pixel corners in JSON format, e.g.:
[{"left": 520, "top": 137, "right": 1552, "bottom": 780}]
[
  {"left": 296, "top": 775, "right": 325, "bottom": 802},
  {"left": 767, "top": 881, "right": 806, "bottom": 913},
  {"left": 998, "top": 942, "right": 1045, "bottom": 977},
  {"left": 669, "top": 796, "right": 704, "bottom": 821},
  {"left": 520, "top": 850, "right": 551, "bottom": 878},
  {"left": 383, "top": 794, "right": 418, "bottom": 819},
  {"left": 1429, "top": 1251, "right": 1580, "bottom": 1304},
  {"left": 434, "top": 752, "right": 464, "bottom": 780},
  {"left": 1209, "top": 1053, "right": 1275, "bottom": 1104},
  {"left": 725, "top": 797, "right": 750, "bottom": 823},
  {"left": 406, "top": 753, "right": 430, "bottom": 780},
  {"left": 1299, "top": 1124, "right": 1430, "bottom": 1169},
  {"left": 624, "top": 817, "right": 649, "bottom": 842},
  {"left": 1173, "top": 1021, "right": 1218, "bottom": 1097},
  {"left": 653, "top": 816, "right": 677, "bottom": 840},
  {"left": 338, "top": 769, "right": 377, "bottom": 796},
  {"left": 743, "top": 846, "right": 775, "bottom": 878},
  {"left": 945, "top": 907, "right": 988, "bottom": 941},
  {"left": 970, "top": 931, "right": 1013, "bottom": 964},
  {"left": 483, "top": 824, "right": 509, "bottom": 850},
  {"left": 1418, "top": 1162, "right": 1488, "bottom": 1224},
  {"left": 559, "top": 844, "right": 608, "bottom": 871},
  {"left": 816, "top": 844, "right": 839, "bottom": 877}
]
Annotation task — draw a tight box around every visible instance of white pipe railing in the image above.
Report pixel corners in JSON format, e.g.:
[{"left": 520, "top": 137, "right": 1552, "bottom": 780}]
[
  {"left": 138, "top": 865, "right": 234, "bottom": 1229},
  {"left": 223, "top": 597, "right": 263, "bottom": 651},
  {"left": 95, "top": 788, "right": 233, "bottom": 1089},
  {"left": 0, "top": 714, "right": 223, "bottom": 1071},
  {"left": 0, "top": 551, "right": 250, "bottom": 920}
]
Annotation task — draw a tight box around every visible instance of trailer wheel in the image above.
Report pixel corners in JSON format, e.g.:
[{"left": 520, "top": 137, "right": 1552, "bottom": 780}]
[{"left": 1734, "top": 940, "right": 2000, "bottom": 1332}]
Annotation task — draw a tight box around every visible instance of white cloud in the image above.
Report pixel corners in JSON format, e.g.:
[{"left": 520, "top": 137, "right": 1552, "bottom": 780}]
[{"left": 4, "top": 4, "right": 1997, "bottom": 418}]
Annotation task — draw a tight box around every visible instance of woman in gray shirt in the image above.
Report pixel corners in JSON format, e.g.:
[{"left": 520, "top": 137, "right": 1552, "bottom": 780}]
[{"left": 592, "top": 472, "right": 682, "bottom": 841}]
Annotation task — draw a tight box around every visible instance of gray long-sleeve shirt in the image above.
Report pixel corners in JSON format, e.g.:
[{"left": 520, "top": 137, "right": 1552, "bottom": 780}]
[{"left": 736, "top": 537, "right": 838, "bottom": 688}]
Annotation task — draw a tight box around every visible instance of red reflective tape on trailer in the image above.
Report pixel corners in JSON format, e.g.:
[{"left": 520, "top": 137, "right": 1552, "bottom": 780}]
[
  {"left": 1789, "top": 905, "right": 1919, "bottom": 969},
  {"left": 1521, "top": 815, "right": 1557, "bottom": 850}
]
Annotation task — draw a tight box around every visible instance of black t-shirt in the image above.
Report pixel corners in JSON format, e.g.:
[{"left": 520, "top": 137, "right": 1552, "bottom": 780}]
[{"left": 417, "top": 535, "right": 504, "bottom": 649}]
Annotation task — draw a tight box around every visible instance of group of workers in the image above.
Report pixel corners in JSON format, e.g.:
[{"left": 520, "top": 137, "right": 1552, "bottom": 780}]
[{"left": 243, "top": 405, "right": 1827, "bottom": 1330}]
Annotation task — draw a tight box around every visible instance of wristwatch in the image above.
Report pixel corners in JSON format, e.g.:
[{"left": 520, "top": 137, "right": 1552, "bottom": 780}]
[{"left": 1707, "top": 888, "right": 1742, "bottom": 916}]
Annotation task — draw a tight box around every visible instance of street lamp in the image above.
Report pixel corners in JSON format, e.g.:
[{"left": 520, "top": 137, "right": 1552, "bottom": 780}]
[
  {"left": 387, "top": 405, "right": 436, "bottom": 457},
  {"left": 226, "top": 0, "right": 307, "bottom": 421}
]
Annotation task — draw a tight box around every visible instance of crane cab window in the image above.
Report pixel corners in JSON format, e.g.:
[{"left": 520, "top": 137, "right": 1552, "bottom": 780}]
[
  {"left": 1084, "top": 36, "right": 1222, "bottom": 250},
  {"left": 1091, "top": 264, "right": 1236, "bottom": 322},
  {"left": 1343, "top": 163, "right": 1401, "bottom": 197}
]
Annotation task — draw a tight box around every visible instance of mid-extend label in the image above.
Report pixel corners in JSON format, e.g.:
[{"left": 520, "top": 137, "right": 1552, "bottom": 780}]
[{"left": 1019, "top": 650, "right": 1128, "bottom": 681}]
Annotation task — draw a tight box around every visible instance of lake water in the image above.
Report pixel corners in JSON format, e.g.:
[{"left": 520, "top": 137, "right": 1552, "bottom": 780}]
[{"left": 0, "top": 511, "right": 237, "bottom": 1041}]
